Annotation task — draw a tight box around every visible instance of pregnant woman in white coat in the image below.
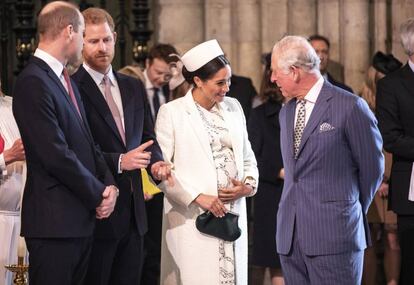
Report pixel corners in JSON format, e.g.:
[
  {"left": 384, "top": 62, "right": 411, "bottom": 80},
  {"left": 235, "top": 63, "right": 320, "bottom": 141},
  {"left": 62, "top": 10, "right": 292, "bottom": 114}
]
[{"left": 155, "top": 39, "right": 258, "bottom": 285}]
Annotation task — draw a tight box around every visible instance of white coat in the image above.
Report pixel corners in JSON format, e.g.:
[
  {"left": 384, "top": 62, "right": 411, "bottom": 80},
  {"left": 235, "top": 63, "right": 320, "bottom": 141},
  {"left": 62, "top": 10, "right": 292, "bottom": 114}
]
[{"left": 155, "top": 90, "right": 258, "bottom": 285}]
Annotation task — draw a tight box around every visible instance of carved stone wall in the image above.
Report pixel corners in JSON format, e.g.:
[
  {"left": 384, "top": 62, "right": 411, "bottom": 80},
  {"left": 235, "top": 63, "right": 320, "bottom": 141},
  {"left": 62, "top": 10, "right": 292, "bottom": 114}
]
[{"left": 154, "top": 0, "right": 414, "bottom": 93}]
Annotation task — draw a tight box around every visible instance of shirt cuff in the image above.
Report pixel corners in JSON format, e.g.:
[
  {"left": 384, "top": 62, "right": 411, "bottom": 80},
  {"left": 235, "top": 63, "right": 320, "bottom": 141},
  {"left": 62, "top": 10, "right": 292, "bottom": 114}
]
[
  {"left": 118, "top": 154, "right": 123, "bottom": 174},
  {"left": 0, "top": 153, "right": 5, "bottom": 171}
]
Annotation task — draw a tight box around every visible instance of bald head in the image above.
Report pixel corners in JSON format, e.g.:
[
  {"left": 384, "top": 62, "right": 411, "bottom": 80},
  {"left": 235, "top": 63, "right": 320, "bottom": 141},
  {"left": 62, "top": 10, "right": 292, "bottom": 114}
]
[{"left": 38, "top": 1, "right": 82, "bottom": 41}]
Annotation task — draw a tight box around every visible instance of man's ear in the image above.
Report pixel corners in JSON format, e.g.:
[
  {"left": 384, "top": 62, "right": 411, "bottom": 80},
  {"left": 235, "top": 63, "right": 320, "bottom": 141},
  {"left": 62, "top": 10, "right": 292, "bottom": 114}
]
[
  {"left": 65, "top": 24, "right": 74, "bottom": 41},
  {"left": 145, "top": 58, "right": 151, "bottom": 69},
  {"left": 291, "top": 66, "right": 300, "bottom": 83},
  {"left": 113, "top": 31, "right": 117, "bottom": 43}
]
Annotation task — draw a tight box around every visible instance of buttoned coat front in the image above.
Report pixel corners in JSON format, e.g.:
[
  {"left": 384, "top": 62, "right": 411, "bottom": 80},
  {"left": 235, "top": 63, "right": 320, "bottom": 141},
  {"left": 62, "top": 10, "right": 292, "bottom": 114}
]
[{"left": 155, "top": 90, "right": 258, "bottom": 285}]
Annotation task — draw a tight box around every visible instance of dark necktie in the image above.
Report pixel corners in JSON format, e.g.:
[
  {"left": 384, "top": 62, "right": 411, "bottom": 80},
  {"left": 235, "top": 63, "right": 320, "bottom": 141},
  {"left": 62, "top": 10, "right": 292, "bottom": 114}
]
[
  {"left": 62, "top": 68, "right": 82, "bottom": 119},
  {"left": 0, "top": 133, "right": 4, "bottom": 153},
  {"left": 102, "top": 75, "right": 126, "bottom": 145},
  {"left": 152, "top": 87, "right": 160, "bottom": 119},
  {"left": 293, "top": 99, "right": 306, "bottom": 158}
]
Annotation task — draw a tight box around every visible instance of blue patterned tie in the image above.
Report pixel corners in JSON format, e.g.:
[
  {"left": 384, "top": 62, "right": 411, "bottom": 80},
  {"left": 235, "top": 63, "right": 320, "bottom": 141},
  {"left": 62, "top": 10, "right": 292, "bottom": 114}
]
[{"left": 294, "top": 99, "right": 306, "bottom": 158}]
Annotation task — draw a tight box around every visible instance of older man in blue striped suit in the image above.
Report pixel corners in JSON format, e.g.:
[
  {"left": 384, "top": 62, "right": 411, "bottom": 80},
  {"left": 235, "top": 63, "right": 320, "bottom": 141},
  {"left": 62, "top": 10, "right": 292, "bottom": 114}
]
[{"left": 271, "top": 35, "right": 384, "bottom": 285}]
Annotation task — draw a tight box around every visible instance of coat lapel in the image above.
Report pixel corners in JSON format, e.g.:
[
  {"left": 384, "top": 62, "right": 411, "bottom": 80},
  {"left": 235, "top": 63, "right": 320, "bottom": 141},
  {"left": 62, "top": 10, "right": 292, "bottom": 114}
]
[
  {"left": 296, "top": 82, "right": 332, "bottom": 158},
  {"left": 183, "top": 92, "right": 215, "bottom": 167},
  {"left": 77, "top": 66, "right": 125, "bottom": 147},
  {"left": 265, "top": 101, "right": 282, "bottom": 127}
]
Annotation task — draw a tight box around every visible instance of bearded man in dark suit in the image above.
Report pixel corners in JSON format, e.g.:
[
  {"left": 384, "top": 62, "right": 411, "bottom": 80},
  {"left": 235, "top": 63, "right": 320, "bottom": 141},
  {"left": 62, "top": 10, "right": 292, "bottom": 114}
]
[{"left": 72, "top": 8, "right": 172, "bottom": 285}]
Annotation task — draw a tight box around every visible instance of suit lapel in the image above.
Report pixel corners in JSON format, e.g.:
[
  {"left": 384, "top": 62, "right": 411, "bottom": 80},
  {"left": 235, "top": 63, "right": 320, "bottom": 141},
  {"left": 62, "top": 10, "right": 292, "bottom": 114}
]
[
  {"left": 401, "top": 64, "right": 414, "bottom": 98},
  {"left": 115, "top": 73, "right": 133, "bottom": 148},
  {"left": 77, "top": 66, "right": 125, "bottom": 147},
  {"left": 296, "top": 82, "right": 332, "bottom": 158},
  {"left": 183, "top": 92, "right": 215, "bottom": 167},
  {"left": 33, "top": 58, "right": 93, "bottom": 143},
  {"left": 285, "top": 100, "right": 296, "bottom": 160}
]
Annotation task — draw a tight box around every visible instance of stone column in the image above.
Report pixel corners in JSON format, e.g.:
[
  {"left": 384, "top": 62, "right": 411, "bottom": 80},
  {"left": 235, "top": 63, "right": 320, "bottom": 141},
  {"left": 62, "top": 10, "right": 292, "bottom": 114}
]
[
  {"left": 372, "top": 0, "right": 387, "bottom": 53},
  {"left": 261, "top": 0, "right": 288, "bottom": 53},
  {"left": 156, "top": 0, "right": 204, "bottom": 54},
  {"left": 317, "top": 0, "right": 340, "bottom": 61},
  {"left": 342, "top": 0, "right": 370, "bottom": 92},
  {"left": 232, "top": 0, "right": 261, "bottom": 88},
  {"left": 204, "top": 0, "right": 232, "bottom": 59},
  {"left": 391, "top": 0, "right": 414, "bottom": 61},
  {"left": 287, "top": 0, "right": 317, "bottom": 36}
]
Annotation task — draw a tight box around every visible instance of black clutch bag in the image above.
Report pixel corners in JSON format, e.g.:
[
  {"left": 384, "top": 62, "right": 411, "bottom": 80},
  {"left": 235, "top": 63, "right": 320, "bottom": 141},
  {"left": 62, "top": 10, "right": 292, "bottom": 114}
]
[{"left": 195, "top": 211, "right": 241, "bottom": 242}]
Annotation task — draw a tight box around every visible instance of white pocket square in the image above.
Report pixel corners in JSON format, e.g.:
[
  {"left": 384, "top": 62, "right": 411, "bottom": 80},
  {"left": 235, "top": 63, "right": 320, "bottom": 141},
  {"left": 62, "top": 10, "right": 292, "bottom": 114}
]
[{"left": 319, "top": 122, "right": 335, "bottom": 132}]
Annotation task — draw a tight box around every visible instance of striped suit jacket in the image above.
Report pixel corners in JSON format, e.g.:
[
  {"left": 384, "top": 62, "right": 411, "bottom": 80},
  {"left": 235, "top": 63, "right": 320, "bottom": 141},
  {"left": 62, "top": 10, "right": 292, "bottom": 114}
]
[{"left": 277, "top": 81, "right": 384, "bottom": 256}]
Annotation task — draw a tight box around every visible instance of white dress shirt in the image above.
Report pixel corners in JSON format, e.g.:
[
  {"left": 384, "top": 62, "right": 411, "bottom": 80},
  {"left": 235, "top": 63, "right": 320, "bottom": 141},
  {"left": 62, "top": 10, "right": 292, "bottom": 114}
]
[
  {"left": 83, "top": 64, "right": 125, "bottom": 130},
  {"left": 143, "top": 70, "right": 167, "bottom": 119},
  {"left": 33, "top": 48, "right": 68, "bottom": 92},
  {"left": 83, "top": 64, "right": 125, "bottom": 173},
  {"left": 294, "top": 76, "right": 324, "bottom": 127}
]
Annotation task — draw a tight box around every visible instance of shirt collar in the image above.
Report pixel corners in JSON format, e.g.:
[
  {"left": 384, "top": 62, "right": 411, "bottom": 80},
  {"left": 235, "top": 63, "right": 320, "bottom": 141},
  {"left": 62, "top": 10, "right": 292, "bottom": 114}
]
[
  {"left": 83, "top": 63, "right": 117, "bottom": 87},
  {"left": 144, "top": 69, "right": 157, "bottom": 90},
  {"left": 303, "top": 76, "right": 324, "bottom": 104},
  {"left": 408, "top": 59, "right": 414, "bottom": 73},
  {"left": 34, "top": 48, "right": 65, "bottom": 78}
]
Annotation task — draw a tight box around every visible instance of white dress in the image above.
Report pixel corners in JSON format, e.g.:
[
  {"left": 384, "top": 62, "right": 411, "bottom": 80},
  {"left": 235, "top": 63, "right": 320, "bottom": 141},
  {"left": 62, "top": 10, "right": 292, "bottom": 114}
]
[
  {"left": 196, "top": 103, "right": 237, "bottom": 284},
  {"left": 0, "top": 96, "right": 26, "bottom": 285}
]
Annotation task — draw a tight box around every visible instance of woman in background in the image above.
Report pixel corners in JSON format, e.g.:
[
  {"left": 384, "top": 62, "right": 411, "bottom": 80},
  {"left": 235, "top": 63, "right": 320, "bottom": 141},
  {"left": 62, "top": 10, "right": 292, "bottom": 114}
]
[
  {"left": 0, "top": 78, "right": 26, "bottom": 285},
  {"left": 360, "top": 51, "right": 402, "bottom": 285},
  {"left": 248, "top": 53, "right": 285, "bottom": 285}
]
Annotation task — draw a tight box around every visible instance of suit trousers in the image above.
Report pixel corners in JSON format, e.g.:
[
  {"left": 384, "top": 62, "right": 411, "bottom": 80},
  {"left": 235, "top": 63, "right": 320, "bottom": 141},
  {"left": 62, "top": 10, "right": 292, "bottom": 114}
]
[
  {"left": 280, "top": 224, "right": 364, "bottom": 285},
  {"left": 397, "top": 215, "right": 414, "bottom": 285},
  {"left": 84, "top": 211, "right": 144, "bottom": 285},
  {"left": 141, "top": 193, "right": 163, "bottom": 285},
  {"left": 26, "top": 236, "right": 93, "bottom": 285}
]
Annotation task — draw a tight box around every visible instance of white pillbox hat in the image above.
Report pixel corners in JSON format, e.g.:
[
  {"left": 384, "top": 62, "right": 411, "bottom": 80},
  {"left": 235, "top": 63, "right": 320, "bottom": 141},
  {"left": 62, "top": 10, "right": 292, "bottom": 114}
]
[{"left": 181, "top": 39, "right": 224, "bottom": 72}]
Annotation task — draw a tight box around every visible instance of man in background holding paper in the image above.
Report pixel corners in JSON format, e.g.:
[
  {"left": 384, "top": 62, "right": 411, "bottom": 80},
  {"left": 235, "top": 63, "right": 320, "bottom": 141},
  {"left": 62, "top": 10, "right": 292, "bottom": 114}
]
[
  {"left": 0, "top": 77, "right": 26, "bottom": 285},
  {"left": 376, "top": 18, "right": 414, "bottom": 285},
  {"left": 72, "top": 8, "right": 171, "bottom": 285}
]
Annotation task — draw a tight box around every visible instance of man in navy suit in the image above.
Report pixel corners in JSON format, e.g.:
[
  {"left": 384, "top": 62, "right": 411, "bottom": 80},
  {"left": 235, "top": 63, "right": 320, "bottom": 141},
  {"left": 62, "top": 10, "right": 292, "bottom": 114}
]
[
  {"left": 271, "top": 35, "right": 383, "bottom": 285},
  {"left": 376, "top": 18, "right": 414, "bottom": 285},
  {"left": 12, "top": 2, "right": 118, "bottom": 285},
  {"left": 71, "top": 8, "right": 172, "bottom": 285}
]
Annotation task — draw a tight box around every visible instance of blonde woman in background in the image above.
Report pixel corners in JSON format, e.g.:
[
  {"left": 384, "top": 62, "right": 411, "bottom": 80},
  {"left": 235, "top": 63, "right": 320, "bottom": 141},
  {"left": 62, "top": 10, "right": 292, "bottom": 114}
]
[{"left": 360, "top": 51, "right": 402, "bottom": 285}]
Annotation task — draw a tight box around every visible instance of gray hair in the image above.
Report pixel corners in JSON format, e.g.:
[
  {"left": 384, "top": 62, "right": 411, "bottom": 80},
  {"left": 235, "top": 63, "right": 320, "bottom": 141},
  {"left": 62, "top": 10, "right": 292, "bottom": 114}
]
[
  {"left": 400, "top": 18, "right": 414, "bottom": 56},
  {"left": 272, "top": 35, "right": 320, "bottom": 74}
]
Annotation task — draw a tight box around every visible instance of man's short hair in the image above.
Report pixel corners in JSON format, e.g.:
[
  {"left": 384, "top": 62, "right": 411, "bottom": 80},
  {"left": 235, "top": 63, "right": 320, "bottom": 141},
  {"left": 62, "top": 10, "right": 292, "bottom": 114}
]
[
  {"left": 82, "top": 7, "right": 115, "bottom": 32},
  {"left": 147, "top": 44, "right": 178, "bottom": 64},
  {"left": 308, "top": 34, "right": 330, "bottom": 49},
  {"left": 400, "top": 18, "right": 414, "bottom": 56},
  {"left": 38, "top": 2, "right": 81, "bottom": 40},
  {"left": 273, "top": 35, "right": 320, "bottom": 74}
]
